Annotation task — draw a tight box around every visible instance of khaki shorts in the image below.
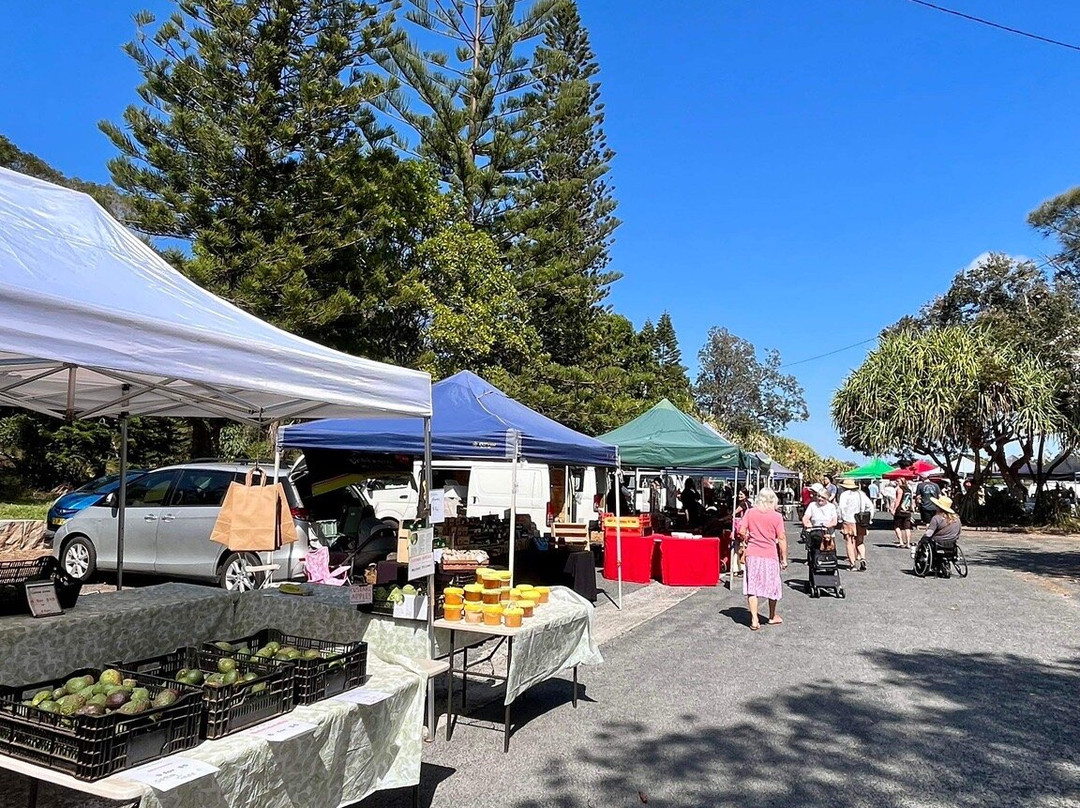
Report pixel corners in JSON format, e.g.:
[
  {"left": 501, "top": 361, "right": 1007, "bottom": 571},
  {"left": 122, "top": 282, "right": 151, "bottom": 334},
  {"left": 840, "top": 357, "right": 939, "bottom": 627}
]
[{"left": 842, "top": 521, "right": 867, "bottom": 539}]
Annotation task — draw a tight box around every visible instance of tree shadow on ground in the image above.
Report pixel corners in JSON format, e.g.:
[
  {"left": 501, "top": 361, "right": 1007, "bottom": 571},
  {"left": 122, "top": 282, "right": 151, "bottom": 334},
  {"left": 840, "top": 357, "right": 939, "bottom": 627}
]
[
  {"left": 513, "top": 648, "right": 1080, "bottom": 808},
  {"left": 969, "top": 547, "right": 1080, "bottom": 582}
]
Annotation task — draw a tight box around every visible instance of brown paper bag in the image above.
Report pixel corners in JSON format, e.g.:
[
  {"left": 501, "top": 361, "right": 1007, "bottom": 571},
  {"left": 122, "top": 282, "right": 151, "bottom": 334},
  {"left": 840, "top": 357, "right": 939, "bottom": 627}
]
[{"left": 210, "top": 468, "right": 297, "bottom": 552}]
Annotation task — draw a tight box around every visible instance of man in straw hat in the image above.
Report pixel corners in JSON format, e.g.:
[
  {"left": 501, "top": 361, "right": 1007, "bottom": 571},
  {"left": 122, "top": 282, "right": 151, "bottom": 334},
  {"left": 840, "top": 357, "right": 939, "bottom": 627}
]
[{"left": 838, "top": 478, "right": 874, "bottom": 571}]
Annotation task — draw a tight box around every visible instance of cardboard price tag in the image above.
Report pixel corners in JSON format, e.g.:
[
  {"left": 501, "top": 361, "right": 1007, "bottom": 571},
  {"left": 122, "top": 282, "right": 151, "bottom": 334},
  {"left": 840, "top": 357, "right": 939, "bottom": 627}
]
[
  {"left": 408, "top": 527, "right": 435, "bottom": 580},
  {"left": 123, "top": 757, "right": 218, "bottom": 791},
  {"left": 333, "top": 688, "right": 393, "bottom": 706},
  {"left": 25, "top": 582, "right": 63, "bottom": 617},
  {"left": 349, "top": 584, "right": 373, "bottom": 605},
  {"left": 244, "top": 716, "right": 317, "bottom": 742}
]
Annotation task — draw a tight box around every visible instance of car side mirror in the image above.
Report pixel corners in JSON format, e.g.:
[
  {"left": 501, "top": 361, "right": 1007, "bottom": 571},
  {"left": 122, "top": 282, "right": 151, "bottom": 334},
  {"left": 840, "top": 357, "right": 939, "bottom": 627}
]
[{"left": 104, "top": 492, "right": 117, "bottom": 507}]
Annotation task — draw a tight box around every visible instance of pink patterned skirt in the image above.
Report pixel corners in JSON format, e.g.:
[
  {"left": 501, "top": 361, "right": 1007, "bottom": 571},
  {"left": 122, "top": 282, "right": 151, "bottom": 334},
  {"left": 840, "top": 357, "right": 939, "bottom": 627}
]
[{"left": 743, "top": 555, "right": 783, "bottom": 600}]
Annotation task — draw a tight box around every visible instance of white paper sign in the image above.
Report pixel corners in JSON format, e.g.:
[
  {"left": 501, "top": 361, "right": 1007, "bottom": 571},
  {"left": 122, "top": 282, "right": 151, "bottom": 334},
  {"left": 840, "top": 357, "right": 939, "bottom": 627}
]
[
  {"left": 124, "top": 757, "right": 218, "bottom": 791},
  {"left": 429, "top": 490, "right": 445, "bottom": 524},
  {"left": 408, "top": 527, "right": 435, "bottom": 580},
  {"left": 244, "top": 716, "right": 317, "bottom": 742},
  {"left": 333, "top": 687, "right": 393, "bottom": 706},
  {"left": 349, "top": 584, "right": 373, "bottom": 605}
]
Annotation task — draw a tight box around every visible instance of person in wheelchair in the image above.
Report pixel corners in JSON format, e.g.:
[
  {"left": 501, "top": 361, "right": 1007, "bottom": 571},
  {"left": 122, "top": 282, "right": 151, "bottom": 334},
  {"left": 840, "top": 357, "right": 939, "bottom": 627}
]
[{"left": 913, "top": 495, "right": 968, "bottom": 578}]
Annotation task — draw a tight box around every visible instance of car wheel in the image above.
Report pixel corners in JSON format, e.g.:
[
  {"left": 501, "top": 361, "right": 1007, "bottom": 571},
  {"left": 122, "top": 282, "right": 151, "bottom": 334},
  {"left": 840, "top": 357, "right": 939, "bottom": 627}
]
[
  {"left": 60, "top": 536, "right": 96, "bottom": 583},
  {"left": 218, "top": 552, "right": 264, "bottom": 592}
]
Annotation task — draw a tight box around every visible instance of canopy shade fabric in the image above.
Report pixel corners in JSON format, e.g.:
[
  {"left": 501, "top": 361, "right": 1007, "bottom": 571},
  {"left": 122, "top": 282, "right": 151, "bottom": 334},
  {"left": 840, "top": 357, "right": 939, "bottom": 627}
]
[
  {"left": 841, "top": 458, "right": 896, "bottom": 479},
  {"left": 883, "top": 460, "right": 941, "bottom": 480},
  {"left": 280, "top": 370, "right": 618, "bottom": 467},
  {"left": 767, "top": 461, "right": 800, "bottom": 479},
  {"left": 598, "top": 399, "right": 749, "bottom": 470},
  {"left": 1015, "top": 451, "right": 1080, "bottom": 480},
  {"left": 0, "top": 167, "right": 432, "bottom": 423}
]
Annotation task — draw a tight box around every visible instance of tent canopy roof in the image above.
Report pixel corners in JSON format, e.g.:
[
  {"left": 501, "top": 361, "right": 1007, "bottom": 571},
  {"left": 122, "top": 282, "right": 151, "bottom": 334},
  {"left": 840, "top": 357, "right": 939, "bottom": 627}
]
[
  {"left": 599, "top": 399, "right": 749, "bottom": 470},
  {"left": 0, "top": 167, "right": 431, "bottom": 423},
  {"left": 280, "top": 370, "right": 618, "bottom": 466},
  {"left": 842, "top": 458, "right": 896, "bottom": 479}
]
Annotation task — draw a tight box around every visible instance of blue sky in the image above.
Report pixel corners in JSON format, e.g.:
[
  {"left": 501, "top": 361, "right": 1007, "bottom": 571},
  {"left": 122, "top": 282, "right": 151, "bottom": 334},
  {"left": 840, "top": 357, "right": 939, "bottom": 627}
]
[{"left": 3, "top": 1, "right": 1080, "bottom": 459}]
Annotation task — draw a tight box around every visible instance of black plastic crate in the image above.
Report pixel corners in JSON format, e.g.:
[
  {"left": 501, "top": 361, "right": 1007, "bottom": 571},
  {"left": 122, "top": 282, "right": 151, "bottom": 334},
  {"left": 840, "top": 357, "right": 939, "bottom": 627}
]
[
  {"left": 0, "top": 667, "right": 202, "bottom": 781},
  {"left": 0, "top": 556, "right": 81, "bottom": 616},
  {"left": 118, "top": 647, "right": 294, "bottom": 740},
  {"left": 206, "top": 629, "right": 368, "bottom": 705}
]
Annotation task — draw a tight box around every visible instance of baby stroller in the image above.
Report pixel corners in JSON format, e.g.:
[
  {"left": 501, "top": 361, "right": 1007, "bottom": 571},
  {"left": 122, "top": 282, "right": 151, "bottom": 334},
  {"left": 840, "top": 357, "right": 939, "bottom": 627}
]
[
  {"left": 802, "top": 526, "right": 845, "bottom": 599},
  {"left": 913, "top": 536, "right": 968, "bottom": 579}
]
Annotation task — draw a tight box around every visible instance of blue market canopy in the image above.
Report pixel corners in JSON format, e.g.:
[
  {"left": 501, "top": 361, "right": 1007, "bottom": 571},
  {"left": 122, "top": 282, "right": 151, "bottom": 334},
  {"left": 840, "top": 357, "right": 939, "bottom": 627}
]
[
  {"left": 280, "top": 370, "right": 618, "bottom": 467},
  {"left": 598, "top": 399, "right": 752, "bottom": 470}
]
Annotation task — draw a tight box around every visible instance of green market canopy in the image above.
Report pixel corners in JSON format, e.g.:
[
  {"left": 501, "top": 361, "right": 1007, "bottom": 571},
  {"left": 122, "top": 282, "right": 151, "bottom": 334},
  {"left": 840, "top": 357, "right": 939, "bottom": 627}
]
[
  {"left": 599, "top": 399, "right": 751, "bottom": 471},
  {"left": 841, "top": 458, "right": 896, "bottom": 479}
]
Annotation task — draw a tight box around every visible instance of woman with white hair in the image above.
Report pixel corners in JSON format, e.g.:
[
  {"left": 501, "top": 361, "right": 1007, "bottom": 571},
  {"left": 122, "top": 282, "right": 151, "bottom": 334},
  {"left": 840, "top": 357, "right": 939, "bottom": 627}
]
[{"left": 737, "top": 488, "right": 788, "bottom": 631}]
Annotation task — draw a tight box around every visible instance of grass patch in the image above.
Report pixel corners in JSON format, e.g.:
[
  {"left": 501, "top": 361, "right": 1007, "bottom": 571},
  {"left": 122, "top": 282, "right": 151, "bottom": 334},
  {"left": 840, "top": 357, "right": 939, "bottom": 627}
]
[{"left": 0, "top": 497, "right": 51, "bottom": 521}]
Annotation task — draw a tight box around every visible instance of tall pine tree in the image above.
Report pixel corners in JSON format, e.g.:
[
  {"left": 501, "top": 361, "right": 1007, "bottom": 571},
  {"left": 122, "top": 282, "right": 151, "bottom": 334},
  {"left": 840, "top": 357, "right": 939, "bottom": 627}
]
[
  {"left": 509, "top": 0, "right": 620, "bottom": 365},
  {"left": 100, "top": 0, "right": 440, "bottom": 364},
  {"left": 379, "top": 0, "right": 557, "bottom": 226}
]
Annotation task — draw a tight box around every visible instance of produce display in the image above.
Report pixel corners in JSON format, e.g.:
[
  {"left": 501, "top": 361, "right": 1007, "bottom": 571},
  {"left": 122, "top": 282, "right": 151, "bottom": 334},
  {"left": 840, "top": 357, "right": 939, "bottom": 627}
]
[
  {"left": 119, "top": 647, "right": 294, "bottom": 739},
  {"left": 372, "top": 582, "right": 420, "bottom": 608},
  {"left": 207, "top": 628, "right": 369, "bottom": 705},
  {"left": 441, "top": 568, "right": 546, "bottom": 628},
  {"left": 0, "top": 667, "right": 202, "bottom": 781}
]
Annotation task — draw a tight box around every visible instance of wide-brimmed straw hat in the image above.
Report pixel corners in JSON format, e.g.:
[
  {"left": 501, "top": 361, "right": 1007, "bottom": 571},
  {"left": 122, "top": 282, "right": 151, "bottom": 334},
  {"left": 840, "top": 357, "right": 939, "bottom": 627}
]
[
  {"left": 931, "top": 495, "right": 955, "bottom": 514},
  {"left": 840, "top": 478, "right": 859, "bottom": 490}
]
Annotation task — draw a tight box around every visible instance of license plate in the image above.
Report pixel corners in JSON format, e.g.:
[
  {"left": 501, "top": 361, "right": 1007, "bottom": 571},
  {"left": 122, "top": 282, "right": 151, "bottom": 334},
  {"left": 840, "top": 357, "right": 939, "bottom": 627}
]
[{"left": 52, "top": 518, "right": 66, "bottom": 526}]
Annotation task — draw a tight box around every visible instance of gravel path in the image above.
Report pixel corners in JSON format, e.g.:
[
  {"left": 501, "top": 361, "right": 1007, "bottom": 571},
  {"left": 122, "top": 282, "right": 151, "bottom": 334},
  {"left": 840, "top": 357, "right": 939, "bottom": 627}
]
[{"left": 8, "top": 523, "right": 1080, "bottom": 807}]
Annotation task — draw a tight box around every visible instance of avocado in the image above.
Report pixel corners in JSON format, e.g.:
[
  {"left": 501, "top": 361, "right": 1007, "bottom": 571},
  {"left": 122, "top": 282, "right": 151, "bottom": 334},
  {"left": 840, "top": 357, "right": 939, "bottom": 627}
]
[
  {"left": 151, "top": 689, "right": 179, "bottom": 709},
  {"left": 130, "top": 687, "right": 150, "bottom": 703},
  {"left": 51, "top": 687, "right": 67, "bottom": 701},
  {"left": 88, "top": 693, "right": 109, "bottom": 708},
  {"left": 222, "top": 670, "right": 239, "bottom": 686},
  {"left": 204, "top": 673, "right": 227, "bottom": 687},
  {"left": 64, "top": 676, "right": 94, "bottom": 695},
  {"left": 121, "top": 678, "right": 137, "bottom": 689},
  {"left": 177, "top": 669, "right": 204, "bottom": 686},
  {"left": 105, "top": 691, "right": 130, "bottom": 710},
  {"left": 30, "top": 690, "right": 51, "bottom": 707},
  {"left": 301, "top": 649, "right": 321, "bottom": 661},
  {"left": 76, "top": 704, "right": 106, "bottom": 717},
  {"left": 98, "top": 669, "right": 123, "bottom": 687},
  {"left": 115, "top": 700, "right": 147, "bottom": 715},
  {"left": 58, "top": 694, "right": 87, "bottom": 716},
  {"left": 263, "top": 641, "right": 281, "bottom": 655},
  {"left": 213, "top": 641, "right": 234, "bottom": 652}
]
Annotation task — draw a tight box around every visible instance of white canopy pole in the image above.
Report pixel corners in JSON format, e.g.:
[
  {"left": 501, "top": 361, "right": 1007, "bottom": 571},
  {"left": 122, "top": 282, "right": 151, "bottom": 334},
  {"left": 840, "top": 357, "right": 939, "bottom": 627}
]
[
  {"left": 615, "top": 457, "right": 623, "bottom": 610},
  {"left": 115, "top": 398, "right": 130, "bottom": 591},
  {"left": 728, "top": 465, "right": 739, "bottom": 589},
  {"left": 508, "top": 430, "right": 520, "bottom": 586},
  {"left": 422, "top": 416, "right": 436, "bottom": 740}
]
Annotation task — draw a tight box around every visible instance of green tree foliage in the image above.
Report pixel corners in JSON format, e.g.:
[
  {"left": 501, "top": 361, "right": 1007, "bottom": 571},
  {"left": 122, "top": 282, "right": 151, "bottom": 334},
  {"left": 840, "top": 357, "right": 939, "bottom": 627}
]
[
  {"left": 380, "top": 0, "right": 556, "bottom": 226},
  {"left": 507, "top": 0, "right": 619, "bottom": 365},
  {"left": 695, "top": 326, "right": 808, "bottom": 440},
  {"left": 1029, "top": 186, "right": 1080, "bottom": 280},
  {"left": 100, "top": 0, "right": 440, "bottom": 364},
  {"left": 833, "top": 325, "right": 1067, "bottom": 518},
  {"left": 0, "top": 135, "right": 124, "bottom": 217}
]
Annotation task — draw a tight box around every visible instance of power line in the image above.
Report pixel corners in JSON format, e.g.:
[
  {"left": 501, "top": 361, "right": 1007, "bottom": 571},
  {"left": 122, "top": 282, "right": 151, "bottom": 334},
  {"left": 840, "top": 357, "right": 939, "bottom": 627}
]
[
  {"left": 901, "top": 0, "right": 1080, "bottom": 53},
  {"left": 780, "top": 337, "right": 879, "bottom": 369}
]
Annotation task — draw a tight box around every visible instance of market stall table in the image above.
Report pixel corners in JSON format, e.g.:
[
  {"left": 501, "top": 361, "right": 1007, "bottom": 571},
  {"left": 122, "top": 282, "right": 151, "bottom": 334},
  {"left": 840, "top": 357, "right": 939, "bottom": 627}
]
[
  {"left": 435, "top": 586, "right": 602, "bottom": 751},
  {"left": 0, "top": 583, "right": 239, "bottom": 684},
  {"left": 657, "top": 535, "right": 721, "bottom": 586},
  {"left": 514, "top": 545, "right": 597, "bottom": 602},
  {"left": 3, "top": 656, "right": 426, "bottom": 808}
]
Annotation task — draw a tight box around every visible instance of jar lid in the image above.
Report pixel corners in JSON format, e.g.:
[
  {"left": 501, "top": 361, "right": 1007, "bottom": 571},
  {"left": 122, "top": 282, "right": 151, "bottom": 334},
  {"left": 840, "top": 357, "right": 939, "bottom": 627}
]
[
  {"left": 444, "top": 586, "right": 464, "bottom": 595},
  {"left": 463, "top": 584, "right": 484, "bottom": 592},
  {"left": 482, "top": 604, "right": 504, "bottom": 614}
]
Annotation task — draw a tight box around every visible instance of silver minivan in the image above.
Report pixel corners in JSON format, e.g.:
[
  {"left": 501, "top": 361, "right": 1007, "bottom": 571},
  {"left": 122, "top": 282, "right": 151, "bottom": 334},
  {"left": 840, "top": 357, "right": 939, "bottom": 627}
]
[{"left": 53, "top": 462, "right": 313, "bottom": 590}]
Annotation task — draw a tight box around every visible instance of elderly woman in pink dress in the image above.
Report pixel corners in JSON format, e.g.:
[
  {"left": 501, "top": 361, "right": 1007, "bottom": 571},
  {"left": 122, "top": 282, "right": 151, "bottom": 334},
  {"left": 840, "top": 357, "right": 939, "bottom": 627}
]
[{"left": 737, "top": 488, "right": 788, "bottom": 630}]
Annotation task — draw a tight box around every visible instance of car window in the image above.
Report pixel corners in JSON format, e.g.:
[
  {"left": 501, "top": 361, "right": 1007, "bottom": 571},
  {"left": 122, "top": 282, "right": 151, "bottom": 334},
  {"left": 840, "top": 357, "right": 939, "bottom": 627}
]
[
  {"left": 125, "top": 471, "right": 178, "bottom": 507},
  {"left": 170, "top": 469, "right": 235, "bottom": 508}
]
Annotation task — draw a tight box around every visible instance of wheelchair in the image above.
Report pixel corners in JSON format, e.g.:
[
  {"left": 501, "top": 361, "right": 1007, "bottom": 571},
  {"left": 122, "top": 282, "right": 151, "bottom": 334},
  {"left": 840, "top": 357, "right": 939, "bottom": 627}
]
[{"left": 913, "top": 536, "right": 968, "bottom": 579}]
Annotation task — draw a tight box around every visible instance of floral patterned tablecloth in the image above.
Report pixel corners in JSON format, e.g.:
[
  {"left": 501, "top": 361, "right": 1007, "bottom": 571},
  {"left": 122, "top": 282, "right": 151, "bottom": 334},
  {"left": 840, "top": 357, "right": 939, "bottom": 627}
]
[{"left": 106, "top": 655, "right": 424, "bottom": 808}]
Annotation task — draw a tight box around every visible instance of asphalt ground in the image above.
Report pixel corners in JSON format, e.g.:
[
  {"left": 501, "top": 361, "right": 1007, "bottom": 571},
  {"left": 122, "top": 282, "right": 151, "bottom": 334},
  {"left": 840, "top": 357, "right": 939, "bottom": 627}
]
[
  {"left": 9, "top": 521, "right": 1080, "bottom": 807},
  {"left": 367, "top": 520, "right": 1080, "bottom": 808}
]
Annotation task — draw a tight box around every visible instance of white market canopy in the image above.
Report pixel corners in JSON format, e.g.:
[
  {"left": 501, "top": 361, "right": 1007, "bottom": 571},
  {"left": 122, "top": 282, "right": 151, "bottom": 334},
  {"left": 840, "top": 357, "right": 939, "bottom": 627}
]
[{"left": 0, "top": 167, "right": 431, "bottom": 423}]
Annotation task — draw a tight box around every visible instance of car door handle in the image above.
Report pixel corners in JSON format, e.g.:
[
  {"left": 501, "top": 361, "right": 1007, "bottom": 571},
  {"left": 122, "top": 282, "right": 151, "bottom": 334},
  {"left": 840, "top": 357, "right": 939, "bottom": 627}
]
[
  {"left": 161, "top": 514, "right": 176, "bottom": 522},
  {"left": 399, "top": 495, "right": 409, "bottom": 499},
  {"left": 143, "top": 515, "right": 157, "bottom": 522}
]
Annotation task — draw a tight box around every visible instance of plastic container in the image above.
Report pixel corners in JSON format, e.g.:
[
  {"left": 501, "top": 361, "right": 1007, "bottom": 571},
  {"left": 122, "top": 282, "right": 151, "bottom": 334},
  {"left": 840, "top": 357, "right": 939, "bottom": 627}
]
[
  {"left": 443, "top": 604, "right": 462, "bottom": 621},
  {"left": 0, "top": 667, "right": 202, "bottom": 781},
  {"left": 443, "top": 586, "right": 464, "bottom": 606},
  {"left": 463, "top": 603, "right": 483, "bottom": 624},
  {"left": 482, "top": 589, "right": 501, "bottom": 605},
  {"left": 205, "top": 629, "right": 368, "bottom": 706},
  {"left": 0, "top": 556, "right": 82, "bottom": 616},
  {"left": 481, "top": 571, "right": 501, "bottom": 591},
  {"left": 118, "top": 648, "right": 293, "bottom": 740},
  {"left": 496, "top": 570, "right": 513, "bottom": 587},
  {"left": 463, "top": 584, "right": 484, "bottom": 602},
  {"left": 519, "top": 599, "right": 536, "bottom": 617},
  {"left": 482, "top": 605, "right": 503, "bottom": 626},
  {"left": 533, "top": 586, "right": 550, "bottom": 603},
  {"left": 502, "top": 607, "right": 524, "bottom": 628}
]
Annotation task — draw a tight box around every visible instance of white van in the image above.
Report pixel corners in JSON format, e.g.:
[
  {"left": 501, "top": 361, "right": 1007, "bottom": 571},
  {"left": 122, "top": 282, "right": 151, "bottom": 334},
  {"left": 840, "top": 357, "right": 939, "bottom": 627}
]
[{"left": 362, "top": 460, "right": 554, "bottom": 531}]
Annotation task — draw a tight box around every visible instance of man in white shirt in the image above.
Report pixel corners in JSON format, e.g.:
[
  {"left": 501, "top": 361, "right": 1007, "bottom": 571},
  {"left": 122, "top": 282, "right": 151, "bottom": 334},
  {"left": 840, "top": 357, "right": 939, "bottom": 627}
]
[{"left": 868, "top": 480, "right": 880, "bottom": 511}]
